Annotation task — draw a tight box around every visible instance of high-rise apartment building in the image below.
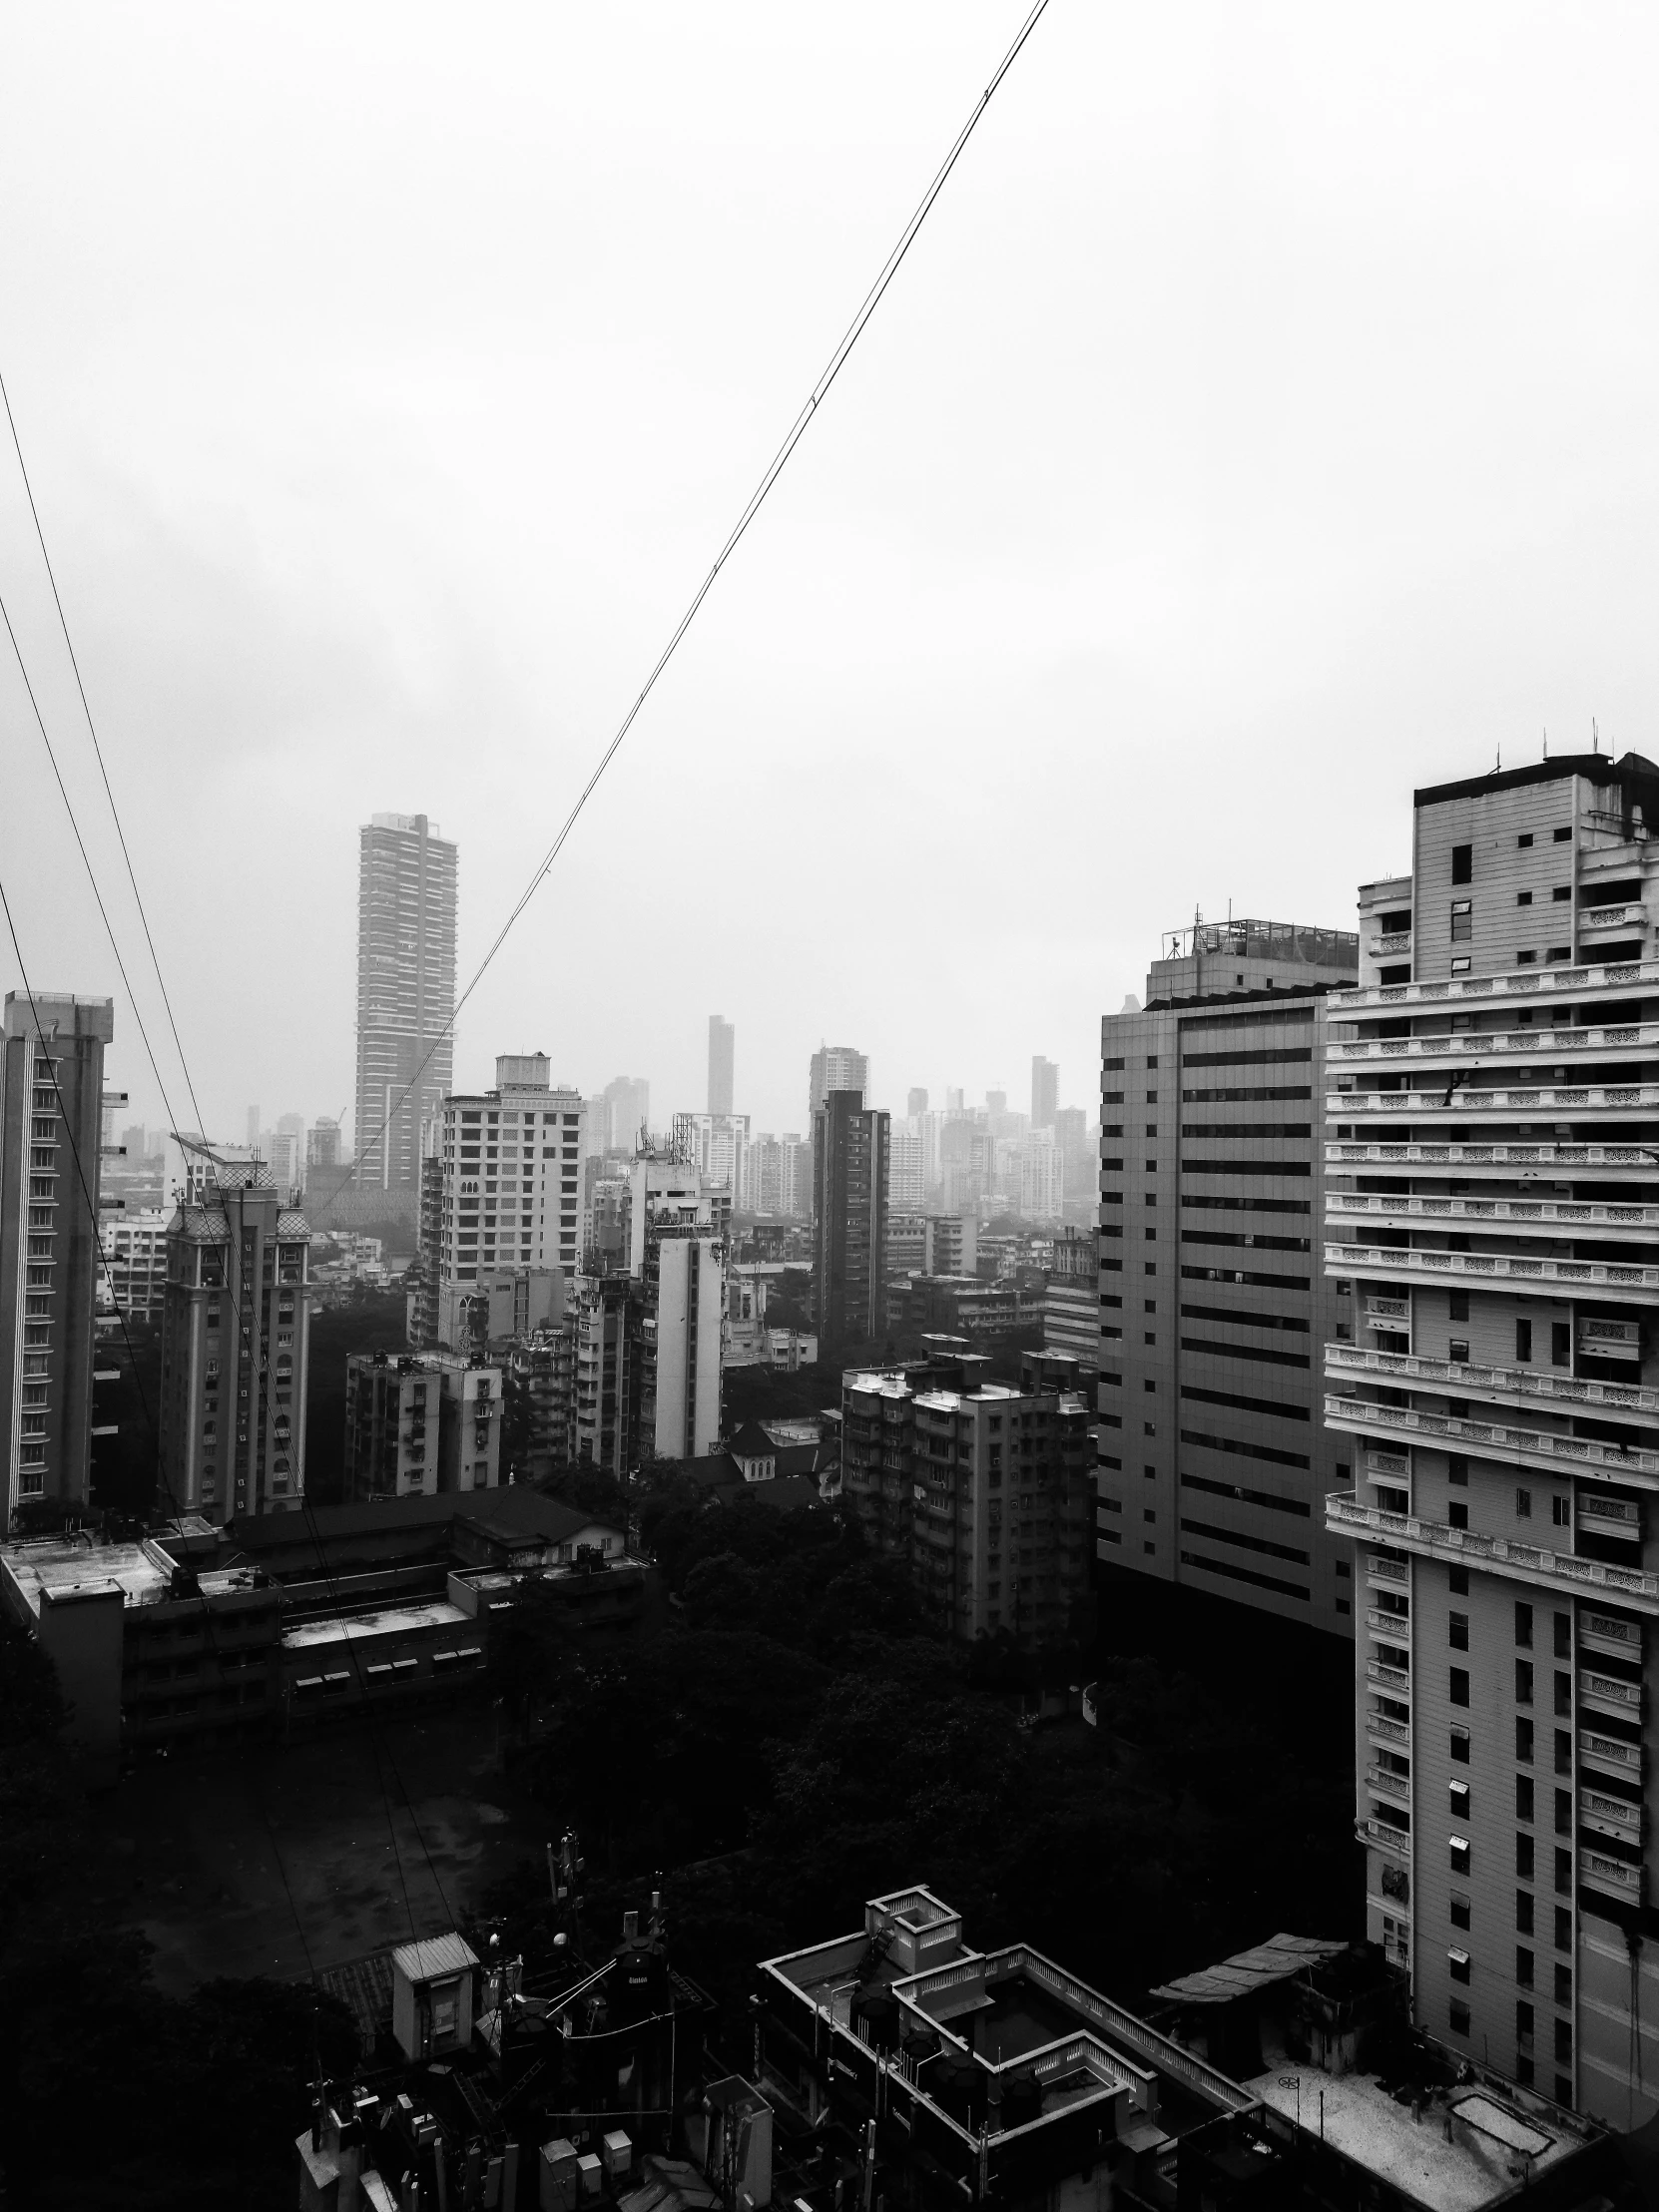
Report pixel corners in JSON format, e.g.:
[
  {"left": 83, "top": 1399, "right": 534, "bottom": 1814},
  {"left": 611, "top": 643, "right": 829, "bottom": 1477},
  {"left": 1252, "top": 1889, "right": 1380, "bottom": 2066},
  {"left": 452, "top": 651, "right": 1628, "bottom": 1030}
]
[
  {"left": 746, "top": 1132, "right": 812, "bottom": 1220},
  {"left": 841, "top": 1348, "right": 1092, "bottom": 1646},
  {"left": 809, "top": 1045, "right": 868, "bottom": 1122},
  {"left": 573, "top": 1273, "right": 633, "bottom": 1475},
  {"left": 890, "top": 1122, "right": 925, "bottom": 1211},
  {"left": 158, "top": 1164, "right": 311, "bottom": 1524},
  {"left": 814, "top": 1089, "right": 889, "bottom": 1348},
  {"left": 907, "top": 1087, "right": 928, "bottom": 1117},
  {"left": 1031, "top": 1056, "right": 1059, "bottom": 1130},
  {"left": 426, "top": 1057, "right": 587, "bottom": 1306},
  {"left": 1328, "top": 749, "right": 1659, "bottom": 2127},
  {"left": 0, "top": 992, "right": 116, "bottom": 1524},
  {"left": 1096, "top": 918, "right": 1360, "bottom": 1630},
  {"left": 354, "top": 813, "right": 457, "bottom": 1196},
  {"left": 1044, "top": 1227, "right": 1098, "bottom": 1380},
  {"left": 628, "top": 1156, "right": 724, "bottom": 1458},
  {"left": 307, "top": 1117, "right": 341, "bottom": 1170},
  {"left": 102, "top": 1207, "right": 171, "bottom": 1325},
  {"left": 672, "top": 1111, "right": 749, "bottom": 1209},
  {"left": 708, "top": 1016, "right": 734, "bottom": 1118}
]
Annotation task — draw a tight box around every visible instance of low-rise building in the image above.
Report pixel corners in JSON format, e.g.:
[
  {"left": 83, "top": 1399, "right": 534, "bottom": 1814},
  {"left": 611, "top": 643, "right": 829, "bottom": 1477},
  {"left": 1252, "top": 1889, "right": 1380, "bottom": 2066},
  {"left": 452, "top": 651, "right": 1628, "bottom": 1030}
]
[
  {"left": 343, "top": 1351, "right": 502, "bottom": 1500},
  {"left": 1043, "top": 1225, "right": 1097, "bottom": 1379}
]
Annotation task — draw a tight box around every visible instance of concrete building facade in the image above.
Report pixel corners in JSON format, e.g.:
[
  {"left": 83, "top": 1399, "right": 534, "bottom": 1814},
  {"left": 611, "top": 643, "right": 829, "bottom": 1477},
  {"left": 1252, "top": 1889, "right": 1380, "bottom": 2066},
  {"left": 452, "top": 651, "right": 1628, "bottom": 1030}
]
[
  {"left": 1095, "top": 919, "right": 1360, "bottom": 1632},
  {"left": 427, "top": 1057, "right": 587, "bottom": 1299},
  {"left": 159, "top": 1171, "right": 311, "bottom": 1525},
  {"left": 343, "top": 1350, "right": 502, "bottom": 1499},
  {"left": 1327, "top": 749, "right": 1659, "bottom": 2129},
  {"left": 708, "top": 1016, "right": 734, "bottom": 1118},
  {"left": 809, "top": 1045, "right": 868, "bottom": 1122},
  {"left": 1031, "top": 1055, "right": 1058, "bottom": 1130},
  {"left": 0, "top": 991, "right": 116, "bottom": 1525},
  {"left": 354, "top": 813, "right": 457, "bottom": 1197},
  {"left": 814, "top": 1090, "right": 889, "bottom": 1349},
  {"left": 102, "top": 1206, "right": 171, "bottom": 1324}
]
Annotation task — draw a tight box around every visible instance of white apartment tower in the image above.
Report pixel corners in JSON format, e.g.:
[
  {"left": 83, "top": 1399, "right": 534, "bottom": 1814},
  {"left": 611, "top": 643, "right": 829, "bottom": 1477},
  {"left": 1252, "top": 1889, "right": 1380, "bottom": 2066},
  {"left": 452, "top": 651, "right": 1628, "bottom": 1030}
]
[
  {"left": 429, "top": 1057, "right": 587, "bottom": 1308},
  {"left": 629, "top": 1155, "right": 724, "bottom": 1458},
  {"left": 354, "top": 813, "right": 457, "bottom": 1196},
  {"left": 1329, "top": 749, "right": 1659, "bottom": 2127}
]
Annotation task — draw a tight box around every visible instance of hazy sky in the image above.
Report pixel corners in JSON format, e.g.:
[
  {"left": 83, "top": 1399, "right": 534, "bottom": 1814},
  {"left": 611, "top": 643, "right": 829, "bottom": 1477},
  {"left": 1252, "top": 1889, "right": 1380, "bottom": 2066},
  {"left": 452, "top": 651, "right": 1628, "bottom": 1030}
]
[{"left": 5, "top": 3, "right": 1659, "bottom": 1145}]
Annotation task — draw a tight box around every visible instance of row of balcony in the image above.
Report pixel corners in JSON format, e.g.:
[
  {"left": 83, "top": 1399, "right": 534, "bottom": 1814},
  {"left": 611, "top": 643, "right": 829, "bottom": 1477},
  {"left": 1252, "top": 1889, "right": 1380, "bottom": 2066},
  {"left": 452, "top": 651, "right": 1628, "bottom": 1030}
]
[
  {"left": 1332, "top": 1020, "right": 1659, "bottom": 1069},
  {"left": 1328, "top": 1242, "right": 1659, "bottom": 1304},
  {"left": 1330, "top": 1083, "right": 1659, "bottom": 1117},
  {"left": 1328, "top": 1139, "right": 1659, "bottom": 1176},
  {"left": 1326, "top": 1490, "right": 1659, "bottom": 1608},
  {"left": 1338, "top": 956, "right": 1659, "bottom": 1014},
  {"left": 1330, "top": 1193, "right": 1659, "bottom": 1240},
  {"left": 1329, "top": 1392, "right": 1659, "bottom": 1484},
  {"left": 1326, "top": 1343, "right": 1657, "bottom": 1420}
]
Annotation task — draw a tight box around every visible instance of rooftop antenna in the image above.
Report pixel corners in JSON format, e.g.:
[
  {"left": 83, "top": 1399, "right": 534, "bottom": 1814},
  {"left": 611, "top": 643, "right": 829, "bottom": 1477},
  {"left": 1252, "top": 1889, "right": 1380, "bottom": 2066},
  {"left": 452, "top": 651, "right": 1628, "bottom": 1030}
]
[
  {"left": 1593, "top": 717, "right": 1600, "bottom": 754},
  {"left": 1542, "top": 726, "right": 1547, "bottom": 761},
  {"left": 1496, "top": 742, "right": 1502, "bottom": 771}
]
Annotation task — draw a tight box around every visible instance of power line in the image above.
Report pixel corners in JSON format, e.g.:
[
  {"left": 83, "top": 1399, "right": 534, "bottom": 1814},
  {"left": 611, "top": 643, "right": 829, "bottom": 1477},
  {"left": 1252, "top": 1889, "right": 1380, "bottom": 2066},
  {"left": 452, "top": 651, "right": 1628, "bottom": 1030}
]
[
  {"left": 0, "top": 368, "right": 210, "bottom": 1142},
  {"left": 343, "top": 0, "right": 1054, "bottom": 1195}
]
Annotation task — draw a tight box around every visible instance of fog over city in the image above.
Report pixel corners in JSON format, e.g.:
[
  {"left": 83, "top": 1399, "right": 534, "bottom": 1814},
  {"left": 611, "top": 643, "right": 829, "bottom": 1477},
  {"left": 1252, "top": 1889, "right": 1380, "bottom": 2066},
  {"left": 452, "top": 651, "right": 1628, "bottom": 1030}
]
[{"left": 7, "top": 3, "right": 1659, "bottom": 1139}]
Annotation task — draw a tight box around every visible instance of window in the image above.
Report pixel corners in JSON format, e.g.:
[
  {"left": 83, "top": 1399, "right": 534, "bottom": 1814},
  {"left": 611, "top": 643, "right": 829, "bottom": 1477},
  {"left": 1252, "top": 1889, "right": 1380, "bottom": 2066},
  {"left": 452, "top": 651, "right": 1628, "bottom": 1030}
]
[
  {"left": 1518, "top": 832, "right": 1534, "bottom": 847},
  {"left": 1555, "top": 1907, "right": 1572, "bottom": 1951},
  {"left": 1449, "top": 1835, "right": 1471, "bottom": 1875},
  {"left": 1552, "top": 1494, "right": 1570, "bottom": 1528},
  {"left": 1517, "top": 890, "right": 1533, "bottom": 906},
  {"left": 1449, "top": 1454, "right": 1468, "bottom": 1485},
  {"left": 1516, "top": 1487, "right": 1532, "bottom": 1518},
  {"left": 1516, "top": 1717, "right": 1534, "bottom": 1764},
  {"left": 1449, "top": 1999, "right": 1471, "bottom": 2036},
  {"left": 1450, "top": 1667, "right": 1470, "bottom": 1707},
  {"left": 1450, "top": 899, "right": 1473, "bottom": 941},
  {"left": 1552, "top": 826, "right": 1571, "bottom": 841},
  {"left": 1450, "top": 1895, "right": 1471, "bottom": 1931},
  {"left": 1551, "top": 1322, "right": 1570, "bottom": 1368},
  {"left": 1450, "top": 1780, "right": 1470, "bottom": 1817},
  {"left": 1517, "top": 1891, "right": 1535, "bottom": 1934},
  {"left": 1449, "top": 1339, "right": 1470, "bottom": 1364},
  {"left": 1518, "top": 1833, "right": 1535, "bottom": 1878},
  {"left": 1555, "top": 1847, "right": 1572, "bottom": 1896},
  {"left": 1516, "top": 1319, "right": 1532, "bottom": 1363},
  {"left": 1517, "top": 950, "right": 1536, "bottom": 965},
  {"left": 1515, "top": 1602, "right": 1533, "bottom": 1648},
  {"left": 1146, "top": 1055, "right": 1159, "bottom": 1068},
  {"left": 1448, "top": 1948, "right": 1471, "bottom": 1984},
  {"left": 1146, "top": 1090, "right": 1158, "bottom": 1105},
  {"left": 1555, "top": 1730, "right": 1572, "bottom": 1776},
  {"left": 1516, "top": 1775, "right": 1534, "bottom": 1822},
  {"left": 1552, "top": 884, "right": 1572, "bottom": 903},
  {"left": 1450, "top": 957, "right": 1471, "bottom": 973},
  {"left": 1517, "top": 1946, "right": 1534, "bottom": 1986},
  {"left": 1450, "top": 1612, "right": 1469, "bottom": 1651},
  {"left": 1450, "top": 1566, "right": 1469, "bottom": 1595},
  {"left": 1452, "top": 844, "right": 1473, "bottom": 883},
  {"left": 1555, "top": 1788, "right": 1572, "bottom": 1836},
  {"left": 1555, "top": 2020, "right": 1572, "bottom": 2062},
  {"left": 1555, "top": 1669, "right": 1571, "bottom": 1717},
  {"left": 1450, "top": 1725, "right": 1471, "bottom": 1763},
  {"left": 1448, "top": 1290, "right": 1469, "bottom": 1323},
  {"left": 1554, "top": 1613, "right": 1571, "bottom": 1658}
]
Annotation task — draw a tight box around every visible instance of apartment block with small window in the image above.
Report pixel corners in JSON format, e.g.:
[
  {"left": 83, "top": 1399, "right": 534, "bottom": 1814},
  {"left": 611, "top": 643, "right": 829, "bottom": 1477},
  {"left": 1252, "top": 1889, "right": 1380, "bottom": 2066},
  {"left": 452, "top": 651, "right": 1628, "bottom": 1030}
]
[
  {"left": 0, "top": 992, "right": 116, "bottom": 1526},
  {"left": 343, "top": 1350, "right": 500, "bottom": 1499},
  {"left": 158, "top": 1167, "right": 311, "bottom": 1526},
  {"left": 1327, "top": 749, "right": 1659, "bottom": 2128},
  {"left": 424, "top": 1054, "right": 587, "bottom": 1328},
  {"left": 1096, "top": 922, "right": 1359, "bottom": 1631}
]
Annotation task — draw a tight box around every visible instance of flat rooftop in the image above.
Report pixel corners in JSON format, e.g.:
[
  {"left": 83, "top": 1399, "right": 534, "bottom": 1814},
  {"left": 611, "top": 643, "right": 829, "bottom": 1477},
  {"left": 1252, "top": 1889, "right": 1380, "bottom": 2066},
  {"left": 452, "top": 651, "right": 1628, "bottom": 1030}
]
[
  {"left": 1248, "top": 2067, "right": 1582, "bottom": 2211},
  {"left": 281, "top": 1599, "right": 469, "bottom": 1650},
  {"left": 2, "top": 1536, "right": 170, "bottom": 1614}
]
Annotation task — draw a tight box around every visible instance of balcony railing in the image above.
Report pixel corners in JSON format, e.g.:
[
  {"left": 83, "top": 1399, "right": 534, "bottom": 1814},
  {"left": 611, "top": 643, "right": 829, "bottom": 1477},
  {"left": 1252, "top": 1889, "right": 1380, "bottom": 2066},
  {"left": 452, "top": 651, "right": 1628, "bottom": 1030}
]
[
  {"left": 1580, "top": 1786, "right": 1643, "bottom": 1841},
  {"left": 1328, "top": 1083, "right": 1659, "bottom": 1118},
  {"left": 1331, "top": 1021, "right": 1658, "bottom": 1069},
  {"left": 1579, "top": 1848, "right": 1643, "bottom": 1901},
  {"left": 1580, "top": 904, "right": 1646, "bottom": 930},
  {"left": 1325, "top": 1392, "right": 1659, "bottom": 1483},
  {"left": 1329, "top": 1193, "right": 1659, "bottom": 1240},
  {"left": 1366, "top": 1711, "right": 1410, "bottom": 1745},
  {"left": 1326, "top": 1243, "right": 1659, "bottom": 1306},
  {"left": 1328, "top": 1139, "right": 1659, "bottom": 1176},
  {"left": 1333, "top": 957, "right": 1659, "bottom": 1015},
  {"left": 1326, "top": 1492, "right": 1659, "bottom": 1611},
  {"left": 1366, "top": 1657, "right": 1411, "bottom": 1693},
  {"left": 1368, "top": 931, "right": 1412, "bottom": 956},
  {"left": 1325, "top": 1343, "right": 1659, "bottom": 1421},
  {"left": 1367, "top": 1766, "right": 1410, "bottom": 1802},
  {"left": 1361, "top": 1817, "right": 1410, "bottom": 1860}
]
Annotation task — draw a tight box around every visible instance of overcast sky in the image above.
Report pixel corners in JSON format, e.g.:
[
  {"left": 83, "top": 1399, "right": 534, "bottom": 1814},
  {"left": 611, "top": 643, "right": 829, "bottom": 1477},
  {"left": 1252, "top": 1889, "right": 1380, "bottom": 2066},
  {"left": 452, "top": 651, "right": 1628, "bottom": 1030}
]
[{"left": 5, "top": 2, "right": 1659, "bottom": 1146}]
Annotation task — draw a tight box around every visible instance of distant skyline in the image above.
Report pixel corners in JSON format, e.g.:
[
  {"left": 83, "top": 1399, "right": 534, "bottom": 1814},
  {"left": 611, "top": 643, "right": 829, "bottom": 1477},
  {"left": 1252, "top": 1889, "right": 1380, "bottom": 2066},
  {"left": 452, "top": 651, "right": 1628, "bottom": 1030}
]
[{"left": 5, "top": 5, "right": 1659, "bottom": 1143}]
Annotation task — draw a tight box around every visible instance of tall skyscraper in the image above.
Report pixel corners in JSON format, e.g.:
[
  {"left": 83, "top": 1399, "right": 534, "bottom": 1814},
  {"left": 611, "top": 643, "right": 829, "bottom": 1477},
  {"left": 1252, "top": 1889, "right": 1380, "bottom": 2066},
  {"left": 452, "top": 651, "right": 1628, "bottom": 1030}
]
[
  {"left": 1096, "top": 917, "right": 1359, "bottom": 1629},
  {"left": 708, "top": 1016, "right": 735, "bottom": 1117},
  {"left": 354, "top": 813, "right": 457, "bottom": 1198},
  {"left": 809, "top": 1044, "right": 868, "bottom": 1121},
  {"left": 246, "top": 1105, "right": 262, "bottom": 1148},
  {"left": 1330, "top": 749, "right": 1659, "bottom": 2126},
  {"left": 813, "top": 1089, "right": 889, "bottom": 1347},
  {"left": 1031, "top": 1056, "right": 1058, "bottom": 1130},
  {"left": 629, "top": 1154, "right": 724, "bottom": 1458},
  {"left": 0, "top": 992, "right": 115, "bottom": 1525},
  {"left": 907, "top": 1087, "right": 929, "bottom": 1117},
  {"left": 158, "top": 1152, "right": 311, "bottom": 1525}
]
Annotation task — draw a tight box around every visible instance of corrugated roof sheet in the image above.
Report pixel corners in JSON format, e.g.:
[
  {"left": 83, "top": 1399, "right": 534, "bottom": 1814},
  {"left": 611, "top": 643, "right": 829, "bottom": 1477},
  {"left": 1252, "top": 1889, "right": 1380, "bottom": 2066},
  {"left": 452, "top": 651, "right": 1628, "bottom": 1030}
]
[
  {"left": 392, "top": 1933, "right": 479, "bottom": 1980},
  {"left": 1149, "top": 1935, "right": 1347, "bottom": 2005}
]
